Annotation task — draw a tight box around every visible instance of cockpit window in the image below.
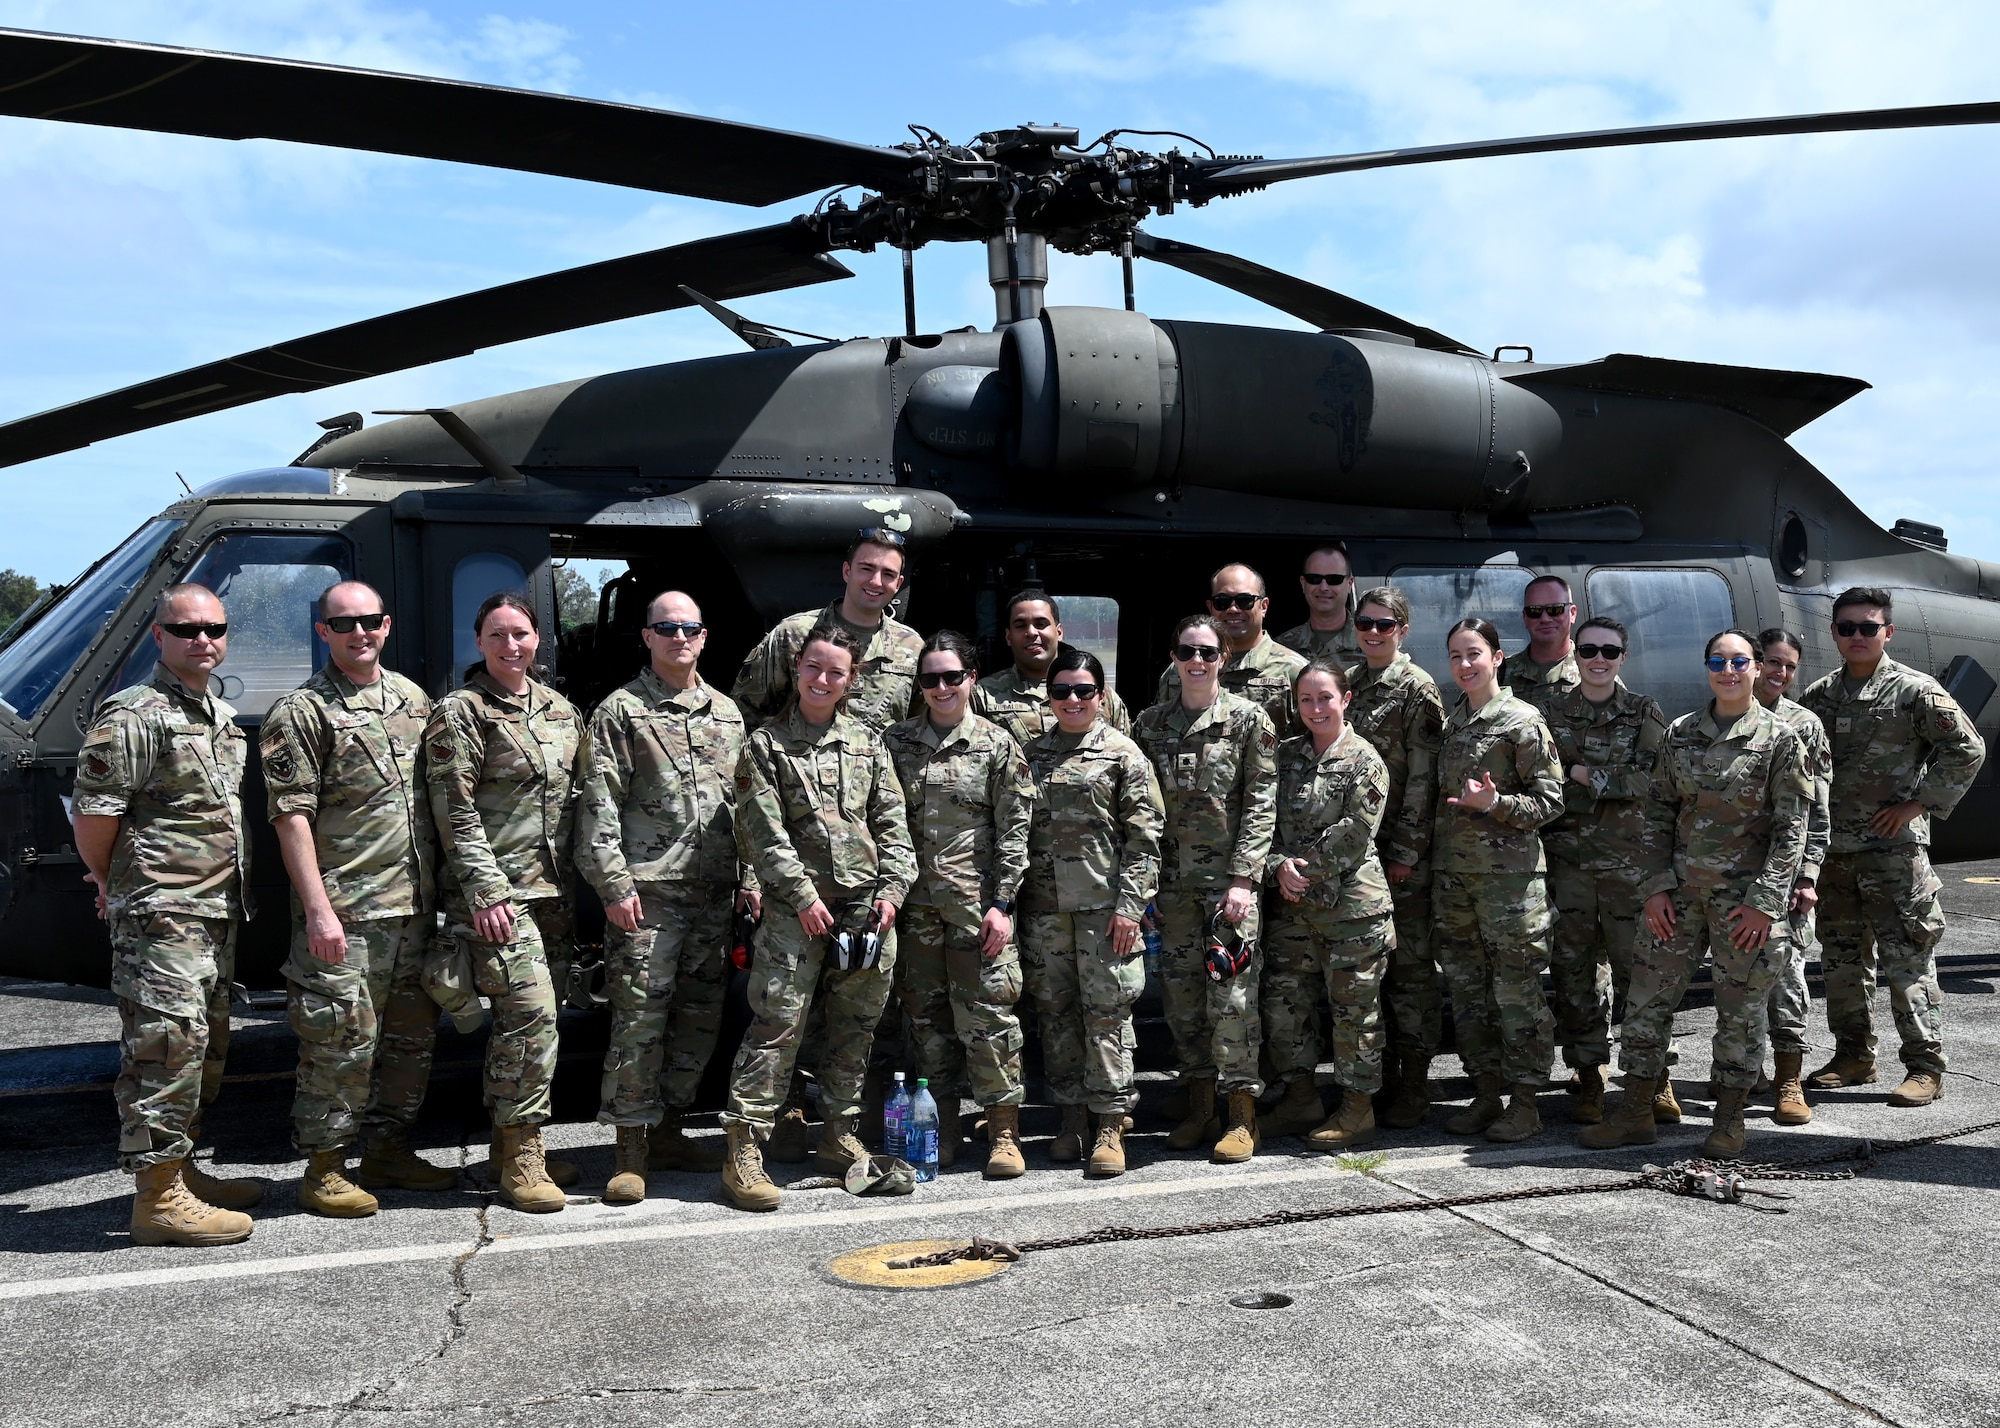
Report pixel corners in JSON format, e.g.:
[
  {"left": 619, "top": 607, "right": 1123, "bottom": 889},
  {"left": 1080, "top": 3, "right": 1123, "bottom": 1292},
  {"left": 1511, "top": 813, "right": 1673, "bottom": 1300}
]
[{"left": 0, "top": 517, "right": 183, "bottom": 723}]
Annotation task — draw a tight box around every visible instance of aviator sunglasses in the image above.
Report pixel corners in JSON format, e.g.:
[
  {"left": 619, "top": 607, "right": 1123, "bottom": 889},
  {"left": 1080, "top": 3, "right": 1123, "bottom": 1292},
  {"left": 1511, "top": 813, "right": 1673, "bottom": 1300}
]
[
  {"left": 1522, "top": 603, "right": 1570, "bottom": 619},
  {"left": 1352, "top": 616, "right": 1401, "bottom": 633},
  {"left": 1705, "top": 655, "right": 1756, "bottom": 672},
  {"left": 917, "top": 669, "right": 972, "bottom": 689},
  {"left": 322, "top": 613, "right": 387, "bottom": 634},
  {"left": 1173, "top": 643, "right": 1224, "bottom": 662},
  {"left": 160, "top": 621, "right": 228, "bottom": 640}
]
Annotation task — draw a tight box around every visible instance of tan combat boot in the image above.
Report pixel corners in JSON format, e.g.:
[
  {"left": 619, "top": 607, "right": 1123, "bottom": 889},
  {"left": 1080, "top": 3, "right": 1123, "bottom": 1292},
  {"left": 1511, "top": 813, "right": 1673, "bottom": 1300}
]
[
  {"left": 1213, "top": 1089, "right": 1261, "bottom": 1163},
  {"left": 493, "top": 1124, "right": 567, "bottom": 1213},
  {"left": 1444, "top": 1074, "right": 1506, "bottom": 1135},
  {"left": 183, "top": 1157, "right": 266, "bottom": 1210},
  {"left": 1888, "top": 1068, "right": 1945, "bottom": 1107},
  {"left": 357, "top": 1131, "right": 458, "bottom": 1192},
  {"left": 130, "top": 1160, "right": 253, "bottom": 1247},
  {"left": 299, "top": 1148, "right": 379, "bottom": 1218},
  {"left": 1166, "top": 1079, "right": 1220, "bottom": 1152},
  {"left": 1087, "top": 1113, "right": 1126, "bottom": 1177},
  {"left": 1379, "top": 1054, "right": 1433, "bottom": 1130},
  {"left": 1704, "top": 1085, "right": 1749, "bottom": 1159},
  {"left": 1771, "top": 1052, "right": 1813, "bottom": 1126},
  {"left": 604, "top": 1125, "right": 648, "bottom": 1204},
  {"left": 721, "top": 1123, "right": 781, "bottom": 1212},
  {"left": 1568, "top": 1064, "right": 1607, "bottom": 1125},
  {"left": 1260, "top": 1077, "right": 1326, "bottom": 1138},
  {"left": 489, "top": 1130, "right": 579, "bottom": 1189},
  {"left": 936, "top": 1094, "right": 962, "bottom": 1168},
  {"left": 1578, "top": 1077, "right": 1658, "bottom": 1149},
  {"left": 648, "top": 1106, "right": 726, "bottom": 1172},
  {"left": 1484, "top": 1083, "right": 1544, "bottom": 1143},
  {"left": 1807, "top": 1050, "right": 1878, "bottom": 1089},
  {"left": 1652, "top": 1073, "right": 1683, "bottom": 1123},
  {"left": 984, "top": 1104, "right": 1025, "bottom": 1179},
  {"left": 1050, "top": 1104, "right": 1090, "bottom": 1162},
  {"left": 1307, "top": 1089, "right": 1376, "bottom": 1150},
  {"left": 815, "top": 1112, "right": 867, "bottom": 1174}
]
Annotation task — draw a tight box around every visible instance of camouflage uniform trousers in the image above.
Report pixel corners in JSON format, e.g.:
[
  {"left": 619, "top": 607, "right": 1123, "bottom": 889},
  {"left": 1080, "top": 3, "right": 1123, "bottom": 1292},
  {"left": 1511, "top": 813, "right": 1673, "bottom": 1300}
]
[
  {"left": 598, "top": 881, "right": 734, "bottom": 1128},
  {"left": 1547, "top": 860, "right": 1646, "bottom": 1071},
  {"left": 443, "top": 898, "right": 569, "bottom": 1128},
  {"left": 1432, "top": 871, "right": 1556, "bottom": 1086},
  {"left": 1383, "top": 866, "right": 1443, "bottom": 1059},
  {"left": 1157, "top": 887, "right": 1264, "bottom": 1094},
  {"left": 723, "top": 913, "right": 899, "bottom": 1132},
  {"left": 1767, "top": 902, "right": 1818, "bottom": 1055},
  {"left": 113, "top": 912, "right": 236, "bottom": 1172},
  {"left": 286, "top": 911, "right": 438, "bottom": 1151},
  {"left": 1263, "top": 905, "right": 1393, "bottom": 1095},
  {"left": 1818, "top": 847, "right": 1948, "bottom": 1072},
  {"left": 894, "top": 904, "right": 1025, "bottom": 1107},
  {"left": 1619, "top": 887, "right": 1784, "bottom": 1089},
  {"left": 1018, "top": 908, "right": 1146, "bottom": 1115}
]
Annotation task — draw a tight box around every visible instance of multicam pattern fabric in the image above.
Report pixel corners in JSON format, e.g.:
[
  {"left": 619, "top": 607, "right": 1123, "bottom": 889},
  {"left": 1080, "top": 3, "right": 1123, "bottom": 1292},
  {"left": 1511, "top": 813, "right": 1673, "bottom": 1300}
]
[
  {"left": 1263, "top": 909, "right": 1391, "bottom": 1095},
  {"left": 1819, "top": 847, "right": 1949, "bottom": 1071},
  {"left": 1620, "top": 887, "right": 1785, "bottom": 1087},
  {"left": 598, "top": 881, "right": 734, "bottom": 1125},
  {"left": 1539, "top": 682, "right": 1668, "bottom": 870},
  {"left": 1018, "top": 908, "right": 1145, "bottom": 1114},
  {"left": 730, "top": 602, "right": 924, "bottom": 734},
  {"left": 1345, "top": 653, "right": 1444, "bottom": 871},
  {"left": 971, "top": 664, "right": 1131, "bottom": 748},
  {"left": 1433, "top": 870, "right": 1556, "bottom": 1085},
  {"left": 1432, "top": 687, "right": 1565, "bottom": 877},
  {"left": 112, "top": 913, "right": 234, "bottom": 1171},
  {"left": 883, "top": 711, "right": 1033, "bottom": 931},
  {"left": 286, "top": 913, "right": 435, "bottom": 1150},
  {"left": 1503, "top": 649, "right": 1582, "bottom": 713},
  {"left": 1765, "top": 695, "right": 1834, "bottom": 1055},
  {"left": 1269, "top": 729, "right": 1393, "bottom": 919},
  {"left": 1154, "top": 634, "right": 1307, "bottom": 740},
  {"left": 1154, "top": 885, "right": 1264, "bottom": 1094},
  {"left": 438, "top": 900, "right": 568, "bottom": 1127},
  {"left": 894, "top": 903, "right": 1025, "bottom": 1106},
  {"left": 1274, "top": 619, "right": 1361, "bottom": 664},
  {"left": 1020, "top": 722, "right": 1164, "bottom": 919},
  {"left": 1134, "top": 689, "right": 1278, "bottom": 890}
]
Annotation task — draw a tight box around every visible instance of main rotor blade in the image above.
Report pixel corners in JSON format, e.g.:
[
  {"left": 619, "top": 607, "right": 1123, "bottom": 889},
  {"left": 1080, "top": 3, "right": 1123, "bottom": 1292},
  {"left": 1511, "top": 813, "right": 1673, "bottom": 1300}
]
[
  {"left": 1193, "top": 99, "right": 2000, "bottom": 194},
  {"left": 0, "top": 28, "right": 915, "bottom": 205},
  {"left": 1132, "top": 230, "right": 1473, "bottom": 353},
  {"left": 0, "top": 223, "right": 850, "bottom": 469}
]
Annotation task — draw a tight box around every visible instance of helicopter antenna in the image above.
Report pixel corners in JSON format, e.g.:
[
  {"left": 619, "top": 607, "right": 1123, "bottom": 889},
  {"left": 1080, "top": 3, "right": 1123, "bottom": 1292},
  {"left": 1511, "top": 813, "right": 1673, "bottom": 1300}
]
[
  {"left": 902, "top": 247, "right": 917, "bottom": 337},
  {"left": 1121, "top": 235, "right": 1136, "bottom": 312}
]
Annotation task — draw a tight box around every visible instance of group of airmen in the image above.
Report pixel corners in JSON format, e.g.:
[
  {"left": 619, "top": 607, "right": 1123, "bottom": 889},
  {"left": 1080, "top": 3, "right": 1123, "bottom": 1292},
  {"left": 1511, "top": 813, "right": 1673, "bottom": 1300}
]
[{"left": 75, "top": 529, "right": 1986, "bottom": 1244}]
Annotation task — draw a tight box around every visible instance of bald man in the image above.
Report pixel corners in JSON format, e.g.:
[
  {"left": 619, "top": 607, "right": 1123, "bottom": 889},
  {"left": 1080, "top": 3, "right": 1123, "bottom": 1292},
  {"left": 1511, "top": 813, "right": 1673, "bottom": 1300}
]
[{"left": 1155, "top": 563, "right": 1307, "bottom": 739}]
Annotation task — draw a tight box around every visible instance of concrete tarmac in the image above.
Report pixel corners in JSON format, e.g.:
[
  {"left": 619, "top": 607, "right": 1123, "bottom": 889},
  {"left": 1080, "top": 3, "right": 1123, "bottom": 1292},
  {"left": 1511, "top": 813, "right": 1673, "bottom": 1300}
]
[{"left": 4, "top": 864, "right": 2000, "bottom": 1426}]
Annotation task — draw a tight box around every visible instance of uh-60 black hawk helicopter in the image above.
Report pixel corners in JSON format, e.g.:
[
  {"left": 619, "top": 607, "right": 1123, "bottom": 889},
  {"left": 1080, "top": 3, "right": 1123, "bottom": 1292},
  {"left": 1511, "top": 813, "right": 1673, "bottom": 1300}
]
[{"left": 0, "top": 27, "right": 1997, "bottom": 991}]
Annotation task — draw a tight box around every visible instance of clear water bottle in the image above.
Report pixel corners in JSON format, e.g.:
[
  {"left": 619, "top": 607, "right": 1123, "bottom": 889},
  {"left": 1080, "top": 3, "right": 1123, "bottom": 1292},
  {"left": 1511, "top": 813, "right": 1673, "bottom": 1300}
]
[
  {"left": 907, "top": 1078, "right": 940, "bottom": 1182},
  {"left": 883, "top": 1071, "right": 911, "bottom": 1158},
  {"left": 1142, "top": 902, "right": 1165, "bottom": 978}
]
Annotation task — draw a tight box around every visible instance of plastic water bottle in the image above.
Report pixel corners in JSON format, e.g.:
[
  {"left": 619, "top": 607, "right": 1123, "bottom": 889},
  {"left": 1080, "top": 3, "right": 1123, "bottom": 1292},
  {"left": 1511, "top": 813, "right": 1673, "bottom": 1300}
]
[
  {"left": 883, "top": 1072, "right": 911, "bottom": 1159},
  {"left": 908, "top": 1078, "right": 940, "bottom": 1182},
  {"left": 1142, "top": 902, "right": 1165, "bottom": 979}
]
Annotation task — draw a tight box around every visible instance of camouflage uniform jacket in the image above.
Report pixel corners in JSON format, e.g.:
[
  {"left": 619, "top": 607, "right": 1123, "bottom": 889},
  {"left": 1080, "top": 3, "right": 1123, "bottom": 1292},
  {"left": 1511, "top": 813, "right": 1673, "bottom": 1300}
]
[
  {"left": 1275, "top": 619, "right": 1360, "bottom": 664},
  {"left": 1504, "top": 649, "right": 1582, "bottom": 712},
  {"left": 970, "top": 663, "right": 1131, "bottom": 747},
  {"left": 74, "top": 662, "right": 252, "bottom": 920},
  {"left": 1433, "top": 687, "right": 1565, "bottom": 877},
  {"left": 1539, "top": 681, "right": 1668, "bottom": 872},
  {"left": 883, "top": 711, "right": 1033, "bottom": 931},
  {"left": 1021, "top": 722, "right": 1164, "bottom": 920},
  {"left": 731, "top": 602, "right": 923, "bottom": 734},
  {"left": 1799, "top": 654, "right": 1986, "bottom": 854},
  {"left": 261, "top": 665, "right": 433, "bottom": 920},
  {"left": 1639, "top": 702, "right": 1811, "bottom": 918},
  {"left": 1133, "top": 689, "right": 1278, "bottom": 889},
  {"left": 734, "top": 705, "right": 917, "bottom": 916},
  {"left": 425, "top": 670, "right": 585, "bottom": 913},
  {"left": 1155, "top": 633, "right": 1307, "bottom": 740},
  {"left": 576, "top": 669, "right": 748, "bottom": 904},
  {"left": 1268, "top": 729, "right": 1394, "bottom": 920},
  {"left": 1345, "top": 652, "right": 1444, "bottom": 869},
  {"left": 1767, "top": 695, "right": 1833, "bottom": 884}
]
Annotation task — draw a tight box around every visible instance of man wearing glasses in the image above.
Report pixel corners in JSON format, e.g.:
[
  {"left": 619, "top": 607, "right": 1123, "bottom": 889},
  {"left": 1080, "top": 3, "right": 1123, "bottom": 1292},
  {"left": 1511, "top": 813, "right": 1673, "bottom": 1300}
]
[
  {"left": 732, "top": 529, "right": 924, "bottom": 735},
  {"left": 972, "top": 591, "right": 1131, "bottom": 746},
  {"left": 1155, "top": 563, "right": 1307, "bottom": 738},
  {"left": 1506, "top": 574, "right": 1583, "bottom": 712},
  {"left": 262, "top": 581, "right": 451, "bottom": 1217},
  {"left": 577, "top": 591, "right": 756, "bottom": 1201},
  {"left": 1799, "top": 587, "right": 1985, "bottom": 1107},
  {"left": 74, "top": 583, "right": 261, "bottom": 1245},
  {"left": 1275, "top": 543, "right": 1362, "bottom": 664}
]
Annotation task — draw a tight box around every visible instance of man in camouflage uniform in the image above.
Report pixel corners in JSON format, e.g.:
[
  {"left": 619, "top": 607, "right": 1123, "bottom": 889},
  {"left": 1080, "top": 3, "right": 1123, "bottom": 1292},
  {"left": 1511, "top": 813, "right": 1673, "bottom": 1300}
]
[
  {"left": 577, "top": 591, "right": 754, "bottom": 1202},
  {"left": 1136, "top": 626, "right": 1278, "bottom": 1163},
  {"left": 1505, "top": 573, "right": 1582, "bottom": 711},
  {"left": 731, "top": 529, "right": 923, "bottom": 733},
  {"left": 73, "top": 583, "right": 261, "bottom": 1246},
  {"left": 971, "top": 591, "right": 1131, "bottom": 744},
  {"left": 1155, "top": 563, "right": 1307, "bottom": 738},
  {"left": 264, "top": 581, "right": 452, "bottom": 1218},
  {"left": 1275, "top": 542, "right": 1362, "bottom": 663},
  {"left": 1800, "top": 588, "right": 1986, "bottom": 1106}
]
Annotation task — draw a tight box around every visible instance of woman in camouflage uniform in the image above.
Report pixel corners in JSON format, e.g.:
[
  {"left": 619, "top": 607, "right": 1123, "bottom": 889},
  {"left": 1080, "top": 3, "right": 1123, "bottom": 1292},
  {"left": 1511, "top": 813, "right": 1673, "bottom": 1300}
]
[
  {"left": 1264, "top": 659, "right": 1397, "bottom": 1150},
  {"left": 883, "top": 631, "right": 1035, "bottom": 1178},
  {"left": 1020, "top": 649, "right": 1165, "bottom": 1179},
  {"left": 425, "top": 592, "right": 587, "bottom": 1214},
  {"left": 1432, "top": 618, "right": 1566, "bottom": 1143}
]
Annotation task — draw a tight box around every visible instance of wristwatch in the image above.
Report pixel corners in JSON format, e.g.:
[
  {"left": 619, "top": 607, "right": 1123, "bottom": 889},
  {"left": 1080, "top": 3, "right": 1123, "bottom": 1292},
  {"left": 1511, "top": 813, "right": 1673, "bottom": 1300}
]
[{"left": 986, "top": 898, "right": 1013, "bottom": 916}]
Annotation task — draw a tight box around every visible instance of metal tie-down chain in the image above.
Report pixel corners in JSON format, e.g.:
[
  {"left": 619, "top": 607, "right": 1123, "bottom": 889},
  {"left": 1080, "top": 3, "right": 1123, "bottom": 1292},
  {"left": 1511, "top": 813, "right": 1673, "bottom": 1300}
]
[{"left": 885, "top": 1116, "right": 2000, "bottom": 1271}]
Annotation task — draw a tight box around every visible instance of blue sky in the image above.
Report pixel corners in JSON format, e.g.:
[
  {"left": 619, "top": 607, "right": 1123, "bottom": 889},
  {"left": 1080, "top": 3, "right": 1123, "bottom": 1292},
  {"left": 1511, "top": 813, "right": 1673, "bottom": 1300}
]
[{"left": 4, "top": 0, "right": 2000, "bottom": 583}]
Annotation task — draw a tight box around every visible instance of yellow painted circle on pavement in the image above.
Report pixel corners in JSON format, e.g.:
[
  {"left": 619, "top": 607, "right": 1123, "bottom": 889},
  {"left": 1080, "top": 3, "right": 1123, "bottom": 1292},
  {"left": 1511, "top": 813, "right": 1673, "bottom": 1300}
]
[
  {"left": 1966, "top": 877, "right": 2000, "bottom": 884},
  {"left": 826, "top": 1239, "right": 1012, "bottom": 1291}
]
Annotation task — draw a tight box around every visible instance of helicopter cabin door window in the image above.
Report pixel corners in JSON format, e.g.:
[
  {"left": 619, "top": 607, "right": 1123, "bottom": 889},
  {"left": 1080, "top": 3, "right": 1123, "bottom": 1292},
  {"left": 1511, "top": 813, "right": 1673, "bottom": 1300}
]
[
  {"left": 1585, "top": 567, "right": 1735, "bottom": 719},
  {"left": 1385, "top": 565, "right": 1537, "bottom": 687},
  {"left": 453, "top": 553, "right": 529, "bottom": 682},
  {"left": 1053, "top": 595, "right": 1119, "bottom": 686}
]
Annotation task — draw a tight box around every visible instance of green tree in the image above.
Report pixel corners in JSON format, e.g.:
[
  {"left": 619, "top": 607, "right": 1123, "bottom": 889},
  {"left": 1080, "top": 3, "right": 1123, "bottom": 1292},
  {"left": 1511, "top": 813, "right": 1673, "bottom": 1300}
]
[
  {"left": 554, "top": 564, "right": 598, "bottom": 629},
  {"left": 0, "top": 570, "right": 43, "bottom": 633}
]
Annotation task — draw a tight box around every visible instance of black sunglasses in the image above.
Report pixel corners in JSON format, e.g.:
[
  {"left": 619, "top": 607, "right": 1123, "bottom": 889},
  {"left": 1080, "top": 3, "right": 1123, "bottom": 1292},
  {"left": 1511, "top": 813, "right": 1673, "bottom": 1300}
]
[
  {"left": 1300, "top": 572, "right": 1350, "bottom": 586},
  {"left": 1834, "top": 620, "right": 1885, "bottom": 638},
  {"left": 1049, "top": 681, "right": 1100, "bottom": 701},
  {"left": 1173, "top": 643, "right": 1224, "bottom": 662},
  {"left": 322, "top": 613, "right": 387, "bottom": 634},
  {"left": 1209, "top": 592, "right": 1262, "bottom": 611},
  {"left": 856, "top": 525, "right": 907, "bottom": 548},
  {"left": 649, "top": 620, "right": 705, "bottom": 638},
  {"left": 160, "top": 621, "right": 228, "bottom": 640},
  {"left": 917, "top": 669, "right": 972, "bottom": 689},
  {"left": 1522, "top": 603, "right": 1570, "bottom": 619},
  {"left": 1576, "top": 642, "right": 1625, "bottom": 660},
  {"left": 1352, "top": 616, "right": 1401, "bottom": 633}
]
